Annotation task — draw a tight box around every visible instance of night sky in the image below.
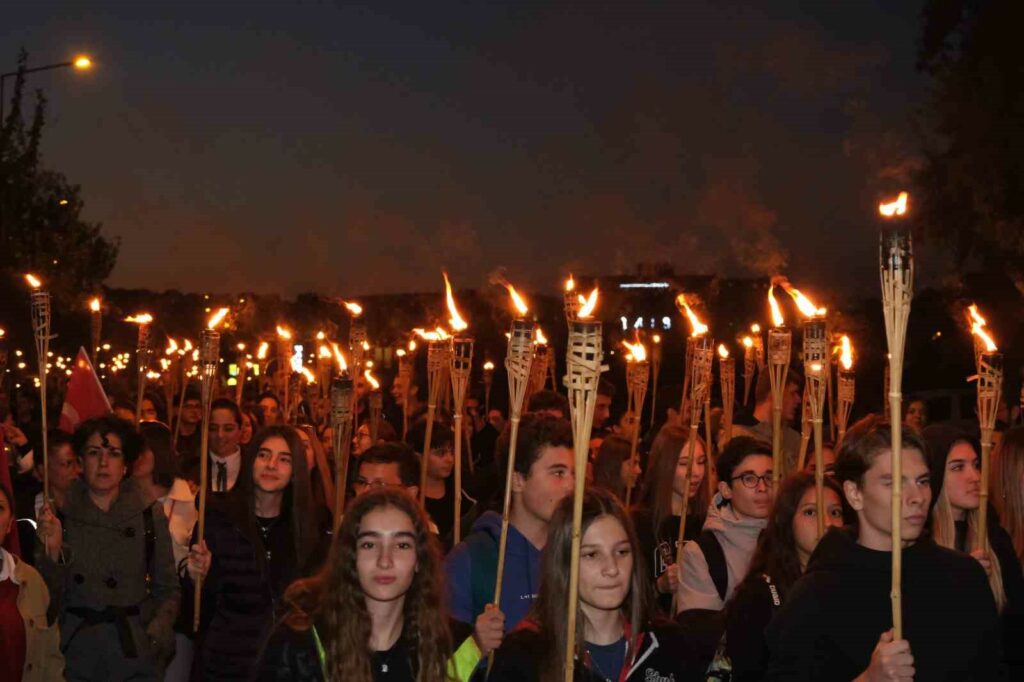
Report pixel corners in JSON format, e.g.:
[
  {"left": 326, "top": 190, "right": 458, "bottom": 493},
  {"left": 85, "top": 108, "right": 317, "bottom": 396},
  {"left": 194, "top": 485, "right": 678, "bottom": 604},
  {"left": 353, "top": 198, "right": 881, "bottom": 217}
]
[{"left": 3, "top": 1, "right": 930, "bottom": 299}]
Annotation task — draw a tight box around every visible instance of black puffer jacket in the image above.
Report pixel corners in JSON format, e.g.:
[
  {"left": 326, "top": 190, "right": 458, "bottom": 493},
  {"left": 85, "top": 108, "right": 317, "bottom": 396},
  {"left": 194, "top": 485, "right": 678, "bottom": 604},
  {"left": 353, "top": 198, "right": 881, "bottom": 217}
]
[{"left": 184, "top": 506, "right": 316, "bottom": 681}]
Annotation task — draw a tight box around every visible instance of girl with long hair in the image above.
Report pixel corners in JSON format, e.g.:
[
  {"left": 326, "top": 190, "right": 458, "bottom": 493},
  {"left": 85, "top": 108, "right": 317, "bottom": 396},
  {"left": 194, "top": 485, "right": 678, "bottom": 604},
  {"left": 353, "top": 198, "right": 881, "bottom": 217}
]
[
  {"left": 720, "top": 472, "right": 844, "bottom": 680},
  {"left": 925, "top": 424, "right": 1024, "bottom": 677},
  {"left": 487, "top": 487, "right": 698, "bottom": 682},
  {"left": 256, "top": 488, "right": 454, "bottom": 682},
  {"left": 186, "top": 425, "right": 325, "bottom": 680},
  {"left": 631, "top": 424, "right": 708, "bottom": 611}
]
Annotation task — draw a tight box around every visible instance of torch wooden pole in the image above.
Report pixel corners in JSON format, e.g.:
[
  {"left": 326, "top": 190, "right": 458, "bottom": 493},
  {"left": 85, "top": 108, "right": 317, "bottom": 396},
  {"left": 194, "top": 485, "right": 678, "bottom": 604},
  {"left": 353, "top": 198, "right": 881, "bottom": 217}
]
[
  {"left": 976, "top": 352, "right": 1002, "bottom": 550},
  {"left": 649, "top": 338, "right": 662, "bottom": 431},
  {"left": 450, "top": 337, "right": 474, "bottom": 544},
  {"left": 803, "top": 318, "right": 829, "bottom": 537},
  {"left": 134, "top": 323, "right": 152, "bottom": 424},
  {"left": 880, "top": 227, "right": 913, "bottom": 640},
  {"left": 674, "top": 337, "right": 713, "bottom": 613},
  {"left": 797, "top": 387, "right": 811, "bottom": 471},
  {"left": 488, "top": 319, "right": 535, "bottom": 674},
  {"left": 330, "top": 376, "right": 354, "bottom": 528},
  {"left": 720, "top": 352, "right": 735, "bottom": 447},
  {"left": 767, "top": 328, "right": 792, "bottom": 481},
  {"left": 837, "top": 367, "right": 855, "bottom": 450},
  {"left": 193, "top": 328, "right": 220, "bottom": 632},
  {"left": 624, "top": 358, "right": 649, "bottom": 509},
  {"left": 563, "top": 317, "right": 606, "bottom": 682},
  {"left": 419, "top": 341, "right": 448, "bottom": 506},
  {"left": 29, "top": 288, "right": 52, "bottom": 502}
]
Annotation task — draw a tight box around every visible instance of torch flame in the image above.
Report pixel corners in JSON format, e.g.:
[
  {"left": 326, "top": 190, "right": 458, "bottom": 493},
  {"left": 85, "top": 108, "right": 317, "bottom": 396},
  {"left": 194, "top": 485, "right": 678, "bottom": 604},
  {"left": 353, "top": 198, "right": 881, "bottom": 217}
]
[
  {"left": 276, "top": 325, "right": 292, "bottom": 340},
  {"left": 396, "top": 348, "right": 407, "bottom": 358},
  {"left": 413, "top": 328, "right": 450, "bottom": 342},
  {"left": 779, "top": 281, "right": 826, "bottom": 318},
  {"left": 751, "top": 323, "right": 761, "bottom": 334},
  {"left": 971, "top": 323, "right": 997, "bottom": 352},
  {"left": 89, "top": 297, "right": 101, "bottom": 312},
  {"left": 316, "top": 330, "right": 326, "bottom": 341},
  {"left": 319, "top": 344, "right": 332, "bottom": 359},
  {"left": 483, "top": 360, "right": 494, "bottom": 371},
  {"left": 622, "top": 339, "right": 647, "bottom": 362},
  {"left": 299, "top": 366, "right": 316, "bottom": 383},
  {"left": 165, "top": 338, "right": 179, "bottom": 355},
  {"left": 718, "top": 344, "right": 729, "bottom": 359},
  {"left": 505, "top": 284, "right": 530, "bottom": 317},
  {"left": 534, "top": 327, "right": 548, "bottom": 345},
  {"left": 207, "top": 307, "right": 229, "bottom": 330},
  {"left": 24, "top": 274, "right": 42, "bottom": 289},
  {"left": 443, "top": 272, "right": 469, "bottom": 332},
  {"left": 183, "top": 339, "right": 194, "bottom": 353},
  {"left": 408, "top": 340, "right": 417, "bottom": 352},
  {"left": 125, "top": 313, "right": 153, "bottom": 325},
  {"left": 967, "top": 304, "right": 987, "bottom": 328},
  {"left": 364, "top": 369, "right": 380, "bottom": 390},
  {"left": 343, "top": 301, "right": 363, "bottom": 317},
  {"left": 565, "top": 275, "right": 575, "bottom": 292},
  {"left": 577, "top": 288, "right": 599, "bottom": 319},
  {"left": 331, "top": 342, "right": 348, "bottom": 372},
  {"left": 768, "top": 285, "right": 785, "bottom": 327},
  {"left": 653, "top": 334, "right": 661, "bottom": 344},
  {"left": 878, "top": 191, "right": 909, "bottom": 217},
  {"left": 742, "top": 336, "right": 753, "bottom": 349},
  {"left": 840, "top": 335, "right": 854, "bottom": 370},
  {"left": 257, "top": 341, "right": 269, "bottom": 360},
  {"left": 361, "top": 340, "right": 370, "bottom": 351},
  {"left": 675, "top": 294, "right": 708, "bottom": 337}
]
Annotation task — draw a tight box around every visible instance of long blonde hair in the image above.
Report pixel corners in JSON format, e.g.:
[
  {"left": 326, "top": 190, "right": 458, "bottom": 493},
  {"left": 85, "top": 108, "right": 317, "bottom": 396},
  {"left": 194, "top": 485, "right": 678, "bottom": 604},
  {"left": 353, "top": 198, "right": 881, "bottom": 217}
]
[
  {"left": 637, "top": 424, "right": 709, "bottom": 537},
  {"left": 931, "top": 479, "right": 1007, "bottom": 612},
  {"left": 992, "top": 427, "right": 1024, "bottom": 566}
]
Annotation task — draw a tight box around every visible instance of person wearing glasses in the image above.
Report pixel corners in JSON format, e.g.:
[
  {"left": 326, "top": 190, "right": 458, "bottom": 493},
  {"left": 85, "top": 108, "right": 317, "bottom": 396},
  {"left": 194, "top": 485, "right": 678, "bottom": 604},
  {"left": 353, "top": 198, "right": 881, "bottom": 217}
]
[
  {"left": 675, "top": 437, "right": 774, "bottom": 614},
  {"left": 352, "top": 443, "right": 423, "bottom": 499}
]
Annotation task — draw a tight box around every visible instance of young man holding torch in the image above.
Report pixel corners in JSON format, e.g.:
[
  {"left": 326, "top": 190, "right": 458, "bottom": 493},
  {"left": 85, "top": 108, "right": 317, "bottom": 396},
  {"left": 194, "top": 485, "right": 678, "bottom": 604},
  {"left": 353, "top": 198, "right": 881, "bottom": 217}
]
[{"left": 765, "top": 416, "right": 1001, "bottom": 680}]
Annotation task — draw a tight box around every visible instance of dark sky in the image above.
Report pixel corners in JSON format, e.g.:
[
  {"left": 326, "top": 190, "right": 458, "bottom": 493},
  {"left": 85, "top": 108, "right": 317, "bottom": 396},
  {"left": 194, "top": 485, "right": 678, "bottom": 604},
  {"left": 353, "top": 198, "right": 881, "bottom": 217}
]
[{"left": 3, "top": 1, "right": 928, "bottom": 299}]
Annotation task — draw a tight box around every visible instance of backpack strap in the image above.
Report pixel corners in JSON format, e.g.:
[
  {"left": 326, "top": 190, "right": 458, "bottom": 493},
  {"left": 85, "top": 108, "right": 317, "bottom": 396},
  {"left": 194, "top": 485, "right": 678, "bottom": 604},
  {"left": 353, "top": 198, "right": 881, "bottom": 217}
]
[
  {"left": 466, "top": 531, "right": 499, "bottom": 619},
  {"left": 696, "top": 530, "right": 728, "bottom": 602}
]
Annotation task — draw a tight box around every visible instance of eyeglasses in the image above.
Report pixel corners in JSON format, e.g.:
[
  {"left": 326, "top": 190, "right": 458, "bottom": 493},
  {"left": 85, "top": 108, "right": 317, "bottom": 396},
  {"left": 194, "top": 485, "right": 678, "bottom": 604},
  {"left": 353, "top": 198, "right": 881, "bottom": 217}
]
[
  {"left": 731, "top": 472, "right": 774, "bottom": 489},
  {"left": 353, "top": 479, "right": 403, "bottom": 491}
]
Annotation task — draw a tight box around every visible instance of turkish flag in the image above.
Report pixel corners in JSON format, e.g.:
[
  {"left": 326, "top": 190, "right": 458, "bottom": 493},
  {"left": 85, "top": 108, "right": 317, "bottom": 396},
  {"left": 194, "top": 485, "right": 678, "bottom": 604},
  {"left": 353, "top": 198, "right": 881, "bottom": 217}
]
[{"left": 59, "top": 348, "right": 112, "bottom": 433}]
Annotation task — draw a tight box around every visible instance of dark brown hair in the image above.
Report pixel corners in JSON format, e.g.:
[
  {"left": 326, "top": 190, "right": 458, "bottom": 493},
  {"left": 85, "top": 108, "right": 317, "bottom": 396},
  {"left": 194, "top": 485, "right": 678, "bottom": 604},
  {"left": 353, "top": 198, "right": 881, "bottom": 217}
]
[
  {"left": 834, "top": 414, "right": 927, "bottom": 487},
  {"left": 280, "top": 488, "right": 451, "bottom": 682},
  {"left": 592, "top": 434, "right": 632, "bottom": 500},
  {"left": 637, "top": 424, "right": 709, "bottom": 535},
  {"left": 528, "top": 488, "right": 654, "bottom": 682}
]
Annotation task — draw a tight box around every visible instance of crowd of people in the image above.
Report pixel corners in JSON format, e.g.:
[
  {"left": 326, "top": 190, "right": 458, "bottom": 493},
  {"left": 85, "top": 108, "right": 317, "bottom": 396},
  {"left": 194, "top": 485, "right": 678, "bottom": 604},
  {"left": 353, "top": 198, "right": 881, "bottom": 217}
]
[{"left": 1, "top": 360, "right": 1023, "bottom": 681}]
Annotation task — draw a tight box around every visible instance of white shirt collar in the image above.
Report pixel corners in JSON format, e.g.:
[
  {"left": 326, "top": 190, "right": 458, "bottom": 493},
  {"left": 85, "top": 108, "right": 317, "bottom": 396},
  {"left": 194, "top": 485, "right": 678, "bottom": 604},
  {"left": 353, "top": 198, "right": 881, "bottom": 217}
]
[
  {"left": 0, "top": 547, "right": 19, "bottom": 585},
  {"left": 210, "top": 448, "right": 242, "bottom": 491}
]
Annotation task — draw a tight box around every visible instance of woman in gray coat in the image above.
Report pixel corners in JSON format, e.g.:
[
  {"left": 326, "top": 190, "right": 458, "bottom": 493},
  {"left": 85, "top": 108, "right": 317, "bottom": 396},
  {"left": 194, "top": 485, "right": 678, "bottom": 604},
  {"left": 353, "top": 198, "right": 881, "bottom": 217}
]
[{"left": 36, "top": 415, "right": 179, "bottom": 681}]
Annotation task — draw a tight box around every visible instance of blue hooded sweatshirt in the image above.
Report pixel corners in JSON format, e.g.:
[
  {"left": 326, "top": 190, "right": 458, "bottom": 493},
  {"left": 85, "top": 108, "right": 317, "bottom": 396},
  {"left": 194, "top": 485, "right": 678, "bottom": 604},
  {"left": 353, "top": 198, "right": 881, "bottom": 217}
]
[{"left": 444, "top": 510, "right": 542, "bottom": 629}]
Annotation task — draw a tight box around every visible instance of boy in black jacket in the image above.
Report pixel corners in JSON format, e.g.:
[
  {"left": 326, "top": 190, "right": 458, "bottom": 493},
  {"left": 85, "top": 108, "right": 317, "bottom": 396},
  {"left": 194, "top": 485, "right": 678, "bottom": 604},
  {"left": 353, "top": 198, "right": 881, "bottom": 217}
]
[{"left": 766, "top": 417, "right": 1003, "bottom": 681}]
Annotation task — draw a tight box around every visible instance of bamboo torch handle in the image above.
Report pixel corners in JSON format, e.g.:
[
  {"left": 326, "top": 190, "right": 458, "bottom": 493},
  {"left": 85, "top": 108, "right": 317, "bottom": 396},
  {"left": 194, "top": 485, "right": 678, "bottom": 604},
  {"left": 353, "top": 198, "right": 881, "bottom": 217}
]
[
  {"left": 193, "top": 399, "right": 212, "bottom": 632},
  {"left": 978, "top": 432, "right": 992, "bottom": 550},
  {"left": 889, "top": 391, "right": 903, "bottom": 640}
]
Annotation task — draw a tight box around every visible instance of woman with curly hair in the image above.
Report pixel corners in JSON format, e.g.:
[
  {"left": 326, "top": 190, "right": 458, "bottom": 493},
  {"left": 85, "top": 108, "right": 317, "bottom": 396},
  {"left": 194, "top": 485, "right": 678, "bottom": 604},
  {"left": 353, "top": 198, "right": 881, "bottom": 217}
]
[{"left": 256, "top": 488, "right": 456, "bottom": 682}]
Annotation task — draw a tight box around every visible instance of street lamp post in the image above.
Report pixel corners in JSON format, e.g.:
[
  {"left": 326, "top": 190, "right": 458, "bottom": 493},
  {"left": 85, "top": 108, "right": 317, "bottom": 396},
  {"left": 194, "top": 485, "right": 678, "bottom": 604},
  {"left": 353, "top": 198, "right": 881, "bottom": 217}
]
[{"left": 1, "top": 55, "right": 92, "bottom": 123}]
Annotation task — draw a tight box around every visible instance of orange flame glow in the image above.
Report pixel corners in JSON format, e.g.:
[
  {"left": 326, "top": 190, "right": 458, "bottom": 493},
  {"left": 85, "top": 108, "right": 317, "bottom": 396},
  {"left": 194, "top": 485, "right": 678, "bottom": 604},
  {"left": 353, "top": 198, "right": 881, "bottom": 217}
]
[
  {"left": 316, "top": 330, "right": 326, "bottom": 341},
  {"left": 408, "top": 340, "right": 417, "bottom": 352},
  {"left": 299, "top": 366, "right": 316, "bottom": 383},
  {"left": 751, "top": 323, "right": 761, "bottom": 334},
  {"left": 257, "top": 341, "right": 269, "bottom": 360},
  {"left": 505, "top": 283, "right": 529, "bottom": 317},
  {"left": 779, "top": 281, "right": 826, "bottom": 318},
  {"left": 653, "top": 334, "right": 661, "bottom": 344},
  {"left": 971, "top": 323, "right": 997, "bottom": 352},
  {"left": 878, "top": 191, "right": 909, "bottom": 217},
  {"left": 742, "top": 336, "right": 753, "bottom": 349},
  {"left": 182, "top": 339, "right": 194, "bottom": 353},
  {"left": 565, "top": 275, "right": 575, "bottom": 292},
  {"left": 396, "top": 348, "right": 407, "bottom": 358},
  {"left": 443, "top": 272, "right": 469, "bottom": 332},
  {"left": 125, "top": 313, "right": 154, "bottom": 325},
  {"left": 331, "top": 342, "right": 348, "bottom": 372},
  {"left": 89, "top": 297, "right": 101, "bottom": 312},
  {"left": 319, "top": 344, "right": 332, "bottom": 359},
  {"left": 577, "top": 288, "right": 599, "bottom": 319},
  {"left": 165, "top": 338, "right": 179, "bottom": 355},
  {"left": 967, "top": 304, "right": 986, "bottom": 328},
  {"left": 361, "top": 340, "right": 370, "bottom": 351},
  {"left": 840, "top": 335, "right": 854, "bottom": 370},
  {"left": 768, "top": 285, "right": 785, "bottom": 327},
  {"left": 364, "top": 369, "right": 380, "bottom": 390},
  {"left": 207, "top": 307, "right": 229, "bottom": 330},
  {"left": 622, "top": 339, "right": 647, "bottom": 362},
  {"left": 413, "top": 328, "right": 450, "bottom": 342},
  {"left": 534, "top": 327, "right": 548, "bottom": 345},
  {"left": 718, "top": 344, "right": 729, "bottom": 359},
  {"left": 675, "top": 294, "right": 708, "bottom": 337},
  {"left": 483, "top": 360, "right": 495, "bottom": 371},
  {"left": 276, "top": 325, "right": 292, "bottom": 340},
  {"left": 343, "top": 301, "right": 363, "bottom": 317},
  {"left": 24, "top": 274, "right": 42, "bottom": 289}
]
